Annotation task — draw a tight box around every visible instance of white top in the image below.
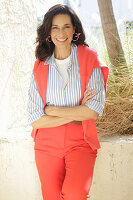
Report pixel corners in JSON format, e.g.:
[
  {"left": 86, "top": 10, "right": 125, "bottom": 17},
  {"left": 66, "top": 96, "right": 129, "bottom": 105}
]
[{"left": 55, "top": 56, "right": 70, "bottom": 86}]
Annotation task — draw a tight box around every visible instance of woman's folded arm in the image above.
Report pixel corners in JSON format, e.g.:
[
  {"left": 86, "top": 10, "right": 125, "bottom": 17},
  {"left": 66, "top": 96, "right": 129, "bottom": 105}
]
[
  {"left": 44, "top": 105, "right": 98, "bottom": 121},
  {"left": 32, "top": 115, "right": 74, "bottom": 129}
]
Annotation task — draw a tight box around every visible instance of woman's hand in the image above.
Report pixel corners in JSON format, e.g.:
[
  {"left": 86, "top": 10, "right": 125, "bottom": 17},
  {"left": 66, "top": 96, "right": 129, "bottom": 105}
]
[
  {"left": 81, "top": 87, "right": 96, "bottom": 105},
  {"left": 45, "top": 106, "right": 82, "bottom": 125},
  {"left": 73, "top": 87, "right": 96, "bottom": 125},
  {"left": 45, "top": 105, "right": 56, "bottom": 115}
]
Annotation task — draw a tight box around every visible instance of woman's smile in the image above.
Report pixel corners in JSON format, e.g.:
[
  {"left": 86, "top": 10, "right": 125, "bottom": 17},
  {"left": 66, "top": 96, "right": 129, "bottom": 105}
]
[{"left": 56, "top": 38, "right": 68, "bottom": 42}]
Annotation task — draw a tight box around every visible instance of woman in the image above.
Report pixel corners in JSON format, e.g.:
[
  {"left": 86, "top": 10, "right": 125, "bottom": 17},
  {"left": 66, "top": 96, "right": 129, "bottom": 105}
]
[{"left": 27, "top": 4, "right": 109, "bottom": 200}]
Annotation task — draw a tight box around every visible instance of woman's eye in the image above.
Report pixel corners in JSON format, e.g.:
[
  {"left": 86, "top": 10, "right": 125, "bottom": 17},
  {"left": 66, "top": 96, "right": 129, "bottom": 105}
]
[
  {"left": 52, "top": 27, "right": 58, "bottom": 29},
  {"left": 65, "top": 26, "right": 70, "bottom": 28}
]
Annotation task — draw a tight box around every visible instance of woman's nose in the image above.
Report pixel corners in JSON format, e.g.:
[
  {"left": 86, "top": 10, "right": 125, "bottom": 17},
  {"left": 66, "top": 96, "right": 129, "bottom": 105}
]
[{"left": 58, "top": 29, "right": 65, "bottom": 37}]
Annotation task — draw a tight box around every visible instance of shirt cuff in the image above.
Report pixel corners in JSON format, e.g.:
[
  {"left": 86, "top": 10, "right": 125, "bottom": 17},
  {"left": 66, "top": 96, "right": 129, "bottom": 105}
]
[
  {"left": 28, "top": 111, "right": 46, "bottom": 125},
  {"left": 85, "top": 100, "right": 105, "bottom": 116}
]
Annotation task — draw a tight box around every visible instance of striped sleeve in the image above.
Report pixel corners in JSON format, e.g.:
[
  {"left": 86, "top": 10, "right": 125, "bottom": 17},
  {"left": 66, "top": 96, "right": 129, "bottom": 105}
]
[
  {"left": 27, "top": 72, "right": 46, "bottom": 125},
  {"left": 85, "top": 68, "right": 105, "bottom": 116}
]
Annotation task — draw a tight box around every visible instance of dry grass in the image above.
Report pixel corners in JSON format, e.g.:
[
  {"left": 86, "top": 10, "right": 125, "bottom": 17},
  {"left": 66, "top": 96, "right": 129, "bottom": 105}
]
[{"left": 96, "top": 70, "right": 133, "bottom": 136}]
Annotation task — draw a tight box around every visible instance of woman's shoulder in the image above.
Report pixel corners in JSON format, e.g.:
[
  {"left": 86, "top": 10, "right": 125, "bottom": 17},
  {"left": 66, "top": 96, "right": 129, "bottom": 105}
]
[
  {"left": 78, "top": 44, "right": 97, "bottom": 52},
  {"left": 77, "top": 44, "right": 98, "bottom": 59},
  {"left": 33, "top": 58, "right": 47, "bottom": 72}
]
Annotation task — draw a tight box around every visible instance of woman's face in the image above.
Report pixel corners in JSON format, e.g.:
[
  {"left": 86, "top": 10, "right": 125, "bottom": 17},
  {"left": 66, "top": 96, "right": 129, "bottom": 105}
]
[{"left": 50, "top": 14, "right": 75, "bottom": 48}]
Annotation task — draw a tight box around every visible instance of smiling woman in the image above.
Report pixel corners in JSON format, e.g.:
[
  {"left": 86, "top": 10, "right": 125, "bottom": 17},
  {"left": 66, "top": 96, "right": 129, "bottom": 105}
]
[
  {"left": 27, "top": 4, "right": 109, "bottom": 200},
  {"left": 35, "top": 4, "right": 87, "bottom": 61}
]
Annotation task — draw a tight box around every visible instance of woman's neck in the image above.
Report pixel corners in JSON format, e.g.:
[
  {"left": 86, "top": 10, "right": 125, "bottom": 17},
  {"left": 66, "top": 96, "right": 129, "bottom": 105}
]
[{"left": 54, "top": 45, "right": 71, "bottom": 60}]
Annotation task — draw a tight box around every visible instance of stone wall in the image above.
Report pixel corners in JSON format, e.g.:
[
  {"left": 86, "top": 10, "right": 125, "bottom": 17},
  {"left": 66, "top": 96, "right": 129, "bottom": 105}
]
[{"left": 0, "top": 134, "right": 133, "bottom": 200}]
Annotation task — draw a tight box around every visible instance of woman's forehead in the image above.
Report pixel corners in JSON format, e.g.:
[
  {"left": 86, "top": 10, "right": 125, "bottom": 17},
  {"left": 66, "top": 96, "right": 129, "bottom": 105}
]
[{"left": 52, "top": 14, "right": 72, "bottom": 25}]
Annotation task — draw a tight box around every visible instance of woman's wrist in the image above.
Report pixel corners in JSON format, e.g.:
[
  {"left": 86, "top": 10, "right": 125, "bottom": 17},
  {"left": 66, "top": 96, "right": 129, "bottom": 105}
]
[{"left": 45, "top": 105, "right": 58, "bottom": 116}]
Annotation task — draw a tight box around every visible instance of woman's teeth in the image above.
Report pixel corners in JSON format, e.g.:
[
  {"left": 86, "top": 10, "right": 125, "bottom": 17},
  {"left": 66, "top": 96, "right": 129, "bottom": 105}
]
[{"left": 57, "top": 39, "right": 67, "bottom": 41}]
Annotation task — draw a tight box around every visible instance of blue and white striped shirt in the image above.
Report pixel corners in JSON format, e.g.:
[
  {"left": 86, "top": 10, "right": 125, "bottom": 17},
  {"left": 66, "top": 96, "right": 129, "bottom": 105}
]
[{"left": 27, "top": 44, "right": 105, "bottom": 125}]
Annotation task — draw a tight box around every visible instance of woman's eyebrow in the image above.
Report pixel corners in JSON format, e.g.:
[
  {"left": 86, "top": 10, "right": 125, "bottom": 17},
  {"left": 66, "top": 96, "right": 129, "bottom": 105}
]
[{"left": 52, "top": 24, "right": 71, "bottom": 27}]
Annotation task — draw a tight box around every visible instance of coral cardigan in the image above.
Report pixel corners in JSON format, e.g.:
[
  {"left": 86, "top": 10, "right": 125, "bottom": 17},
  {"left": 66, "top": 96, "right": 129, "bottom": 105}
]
[{"left": 31, "top": 44, "right": 109, "bottom": 150}]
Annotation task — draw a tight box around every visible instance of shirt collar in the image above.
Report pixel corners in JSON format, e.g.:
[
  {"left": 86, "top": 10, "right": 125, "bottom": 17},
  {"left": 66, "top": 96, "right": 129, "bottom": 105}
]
[{"left": 44, "top": 43, "right": 77, "bottom": 68}]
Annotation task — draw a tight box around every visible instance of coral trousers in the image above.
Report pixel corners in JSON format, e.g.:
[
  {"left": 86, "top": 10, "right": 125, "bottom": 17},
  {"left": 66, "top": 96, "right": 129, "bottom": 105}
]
[{"left": 34, "top": 123, "right": 97, "bottom": 200}]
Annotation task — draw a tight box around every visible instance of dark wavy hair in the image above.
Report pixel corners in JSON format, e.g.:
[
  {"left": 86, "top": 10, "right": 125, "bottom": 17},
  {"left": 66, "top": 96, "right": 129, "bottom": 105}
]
[{"left": 35, "top": 4, "right": 88, "bottom": 61}]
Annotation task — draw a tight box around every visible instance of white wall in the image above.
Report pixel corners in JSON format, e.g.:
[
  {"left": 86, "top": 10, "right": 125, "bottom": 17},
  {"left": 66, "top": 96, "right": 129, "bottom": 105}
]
[
  {"left": 0, "top": 137, "right": 42, "bottom": 200},
  {"left": 0, "top": 0, "right": 37, "bottom": 130},
  {"left": 90, "top": 136, "right": 133, "bottom": 200},
  {"left": 0, "top": 135, "right": 133, "bottom": 200}
]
